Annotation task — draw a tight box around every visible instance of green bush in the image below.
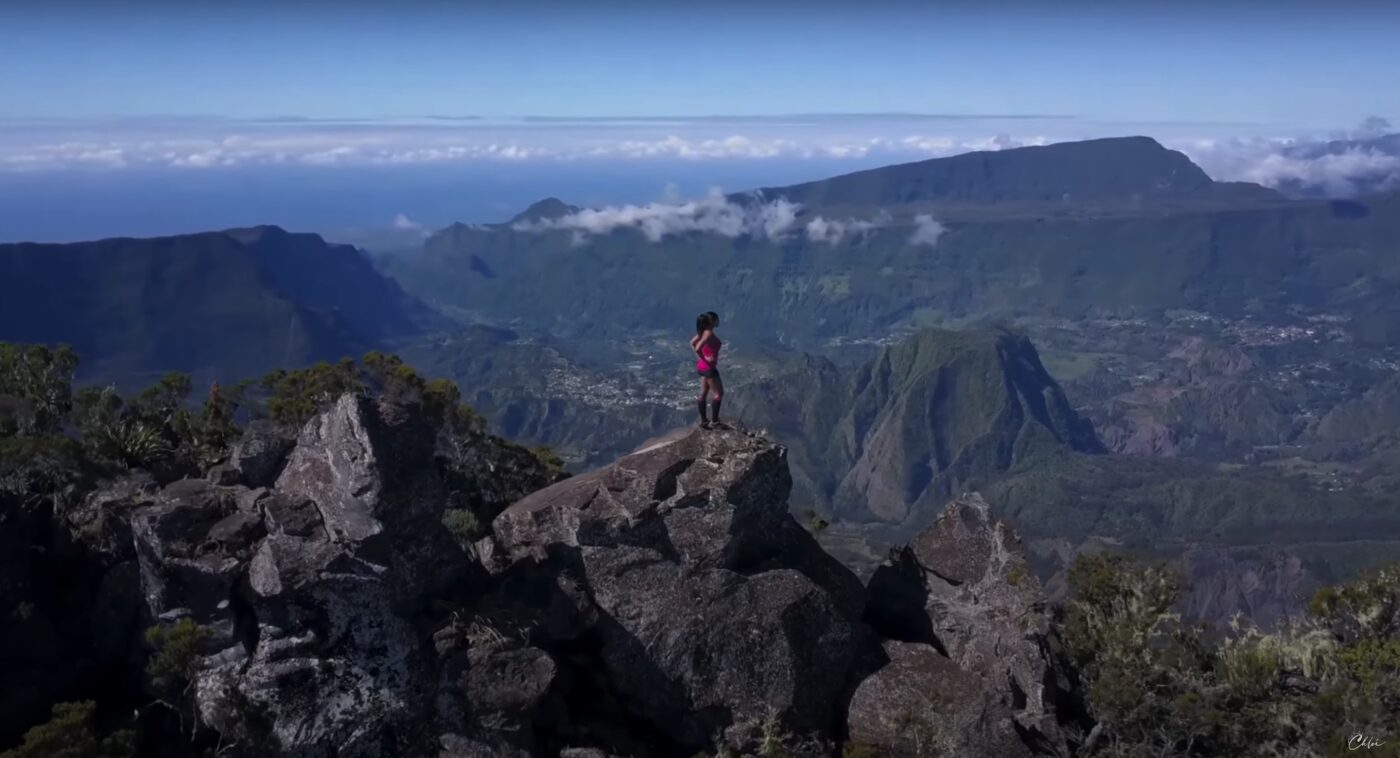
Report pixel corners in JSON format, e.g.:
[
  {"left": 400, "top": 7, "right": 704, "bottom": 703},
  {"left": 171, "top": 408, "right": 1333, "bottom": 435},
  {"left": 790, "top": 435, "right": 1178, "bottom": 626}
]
[
  {"left": 69, "top": 372, "right": 246, "bottom": 472},
  {"left": 1310, "top": 563, "right": 1400, "bottom": 642},
  {"left": 145, "top": 619, "right": 210, "bottom": 692},
  {"left": 1063, "top": 554, "right": 1400, "bottom": 758},
  {"left": 1062, "top": 553, "right": 1183, "bottom": 675},
  {"left": 1063, "top": 554, "right": 1256, "bottom": 756},
  {"left": 530, "top": 445, "right": 565, "bottom": 479},
  {"left": 0, "top": 701, "right": 133, "bottom": 758},
  {"left": 129, "top": 372, "right": 192, "bottom": 428},
  {"left": 260, "top": 358, "right": 363, "bottom": 425},
  {"left": 90, "top": 419, "right": 173, "bottom": 469},
  {"left": 0, "top": 434, "right": 86, "bottom": 505},
  {"left": 442, "top": 508, "right": 484, "bottom": 544},
  {"left": 185, "top": 379, "right": 249, "bottom": 467},
  {"left": 0, "top": 343, "right": 78, "bottom": 437},
  {"left": 757, "top": 710, "right": 792, "bottom": 758}
]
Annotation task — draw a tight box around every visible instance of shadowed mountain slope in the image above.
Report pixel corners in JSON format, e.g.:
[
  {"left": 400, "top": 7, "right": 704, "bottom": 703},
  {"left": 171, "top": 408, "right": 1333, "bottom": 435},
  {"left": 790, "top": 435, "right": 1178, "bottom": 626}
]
[{"left": 0, "top": 226, "right": 433, "bottom": 384}]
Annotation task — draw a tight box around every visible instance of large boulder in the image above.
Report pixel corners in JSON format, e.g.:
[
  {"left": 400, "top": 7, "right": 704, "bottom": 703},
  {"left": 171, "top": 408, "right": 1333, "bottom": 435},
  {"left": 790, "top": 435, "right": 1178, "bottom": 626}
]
[
  {"left": 186, "top": 395, "right": 468, "bottom": 756},
  {"left": 846, "top": 641, "right": 1030, "bottom": 758},
  {"left": 864, "top": 493, "right": 1077, "bottom": 756},
  {"left": 62, "top": 471, "right": 158, "bottom": 564},
  {"left": 197, "top": 530, "right": 435, "bottom": 757},
  {"left": 130, "top": 478, "right": 250, "bottom": 649},
  {"left": 275, "top": 394, "right": 471, "bottom": 598},
  {"left": 433, "top": 614, "right": 564, "bottom": 757},
  {"left": 487, "top": 426, "right": 872, "bottom": 754},
  {"left": 224, "top": 419, "right": 297, "bottom": 488}
]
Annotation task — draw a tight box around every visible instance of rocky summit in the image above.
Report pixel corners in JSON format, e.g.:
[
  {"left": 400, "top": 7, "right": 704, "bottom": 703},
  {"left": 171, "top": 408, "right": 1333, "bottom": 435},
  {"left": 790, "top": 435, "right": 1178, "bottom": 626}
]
[{"left": 4, "top": 393, "right": 1081, "bottom": 757}]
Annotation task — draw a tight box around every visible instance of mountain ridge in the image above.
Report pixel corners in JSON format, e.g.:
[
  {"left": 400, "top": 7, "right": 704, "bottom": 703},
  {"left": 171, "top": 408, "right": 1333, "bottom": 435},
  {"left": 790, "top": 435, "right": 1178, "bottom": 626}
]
[
  {"left": 0, "top": 226, "right": 433, "bottom": 384},
  {"left": 391, "top": 135, "right": 1398, "bottom": 352},
  {"left": 752, "top": 135, "right": 1282, "bottom": 208}
]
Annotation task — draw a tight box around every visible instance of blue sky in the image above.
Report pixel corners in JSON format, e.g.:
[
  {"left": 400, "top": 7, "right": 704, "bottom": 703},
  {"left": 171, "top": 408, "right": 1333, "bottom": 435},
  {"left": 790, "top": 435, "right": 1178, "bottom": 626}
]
[{"left": 3, "top": 1, "right": 1398, "bottom": 125}]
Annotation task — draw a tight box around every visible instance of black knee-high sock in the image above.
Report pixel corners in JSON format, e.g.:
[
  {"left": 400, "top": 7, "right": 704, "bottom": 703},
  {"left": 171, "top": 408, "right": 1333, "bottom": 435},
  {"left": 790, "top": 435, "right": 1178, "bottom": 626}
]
[
  {"left": 710, "top": 397, "right": 722, "bottom": 422},
  {"left": 697, "top": 398, "right": 709, "bottom": 422}
]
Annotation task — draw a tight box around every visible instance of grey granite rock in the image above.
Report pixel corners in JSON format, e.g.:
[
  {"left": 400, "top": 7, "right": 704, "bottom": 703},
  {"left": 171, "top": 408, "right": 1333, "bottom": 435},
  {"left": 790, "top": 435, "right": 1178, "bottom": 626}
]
[{"left": 865, "top": 493, "right": 1076, "bottom": 756}]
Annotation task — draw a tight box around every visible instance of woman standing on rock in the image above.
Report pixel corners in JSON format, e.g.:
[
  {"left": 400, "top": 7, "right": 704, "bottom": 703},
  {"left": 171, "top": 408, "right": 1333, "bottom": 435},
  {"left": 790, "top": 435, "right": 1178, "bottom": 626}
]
[{"left": 691, "top": 311, "right": 723, "bottom": 428}]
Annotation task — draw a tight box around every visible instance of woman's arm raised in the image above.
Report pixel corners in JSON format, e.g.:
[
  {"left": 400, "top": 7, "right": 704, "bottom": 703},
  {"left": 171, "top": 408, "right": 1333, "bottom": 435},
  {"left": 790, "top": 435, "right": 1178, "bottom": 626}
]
[{"left": 695, "top": 330, "right": 714, "bottom": 359}]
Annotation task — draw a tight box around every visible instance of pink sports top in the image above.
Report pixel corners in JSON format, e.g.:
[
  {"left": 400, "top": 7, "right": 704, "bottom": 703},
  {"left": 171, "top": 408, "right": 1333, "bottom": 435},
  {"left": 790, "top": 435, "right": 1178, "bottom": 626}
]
[{"left": 697, "top": 334, "right": 722, "bottom": 372}]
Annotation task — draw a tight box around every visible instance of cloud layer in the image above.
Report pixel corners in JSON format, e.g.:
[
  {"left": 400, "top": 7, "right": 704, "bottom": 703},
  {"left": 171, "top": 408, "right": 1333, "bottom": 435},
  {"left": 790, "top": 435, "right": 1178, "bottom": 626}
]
[
  {"left": 512, "top": 190, "right": 948, "bottom": 248},
  {"left": 1179, "top": 120, "right": 1400, "bottom": 197},
  {"left": 0, "top": 124, "right": 1049, "bottom": 172},
  {"left": 513, "top": 190, "right": 800, "bottom": 242},
  {"left": 2, "top": 115, "right": 1396, "bottom": 199},
  {"left": 805, "top": 212, "right": 888, "bottom": 244},
  {"left": 909, "top": 215, "right": 946, "bottom": 247}
]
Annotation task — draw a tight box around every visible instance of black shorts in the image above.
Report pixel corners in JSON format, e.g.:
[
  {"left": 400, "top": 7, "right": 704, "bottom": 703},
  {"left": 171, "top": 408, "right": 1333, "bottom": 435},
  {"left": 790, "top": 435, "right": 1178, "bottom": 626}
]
[{"left": 697, "top": 366, "right": 720, "bottom": 380}]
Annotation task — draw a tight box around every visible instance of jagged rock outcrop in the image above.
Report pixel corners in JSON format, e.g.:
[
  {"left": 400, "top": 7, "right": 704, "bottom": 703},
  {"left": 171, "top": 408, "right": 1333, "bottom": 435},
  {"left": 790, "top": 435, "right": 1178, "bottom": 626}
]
[
  {"left": 4, "top": 391, "right": 556, "bottom": 757},
  {"left": 861, "top": 493, "right": 1079, "bottom": 757},
  {"left": 6, "top": 394, "right": 1080, "bottom": 757},
  {"left": 478, "top": 426, "right": 873, "bottom": 754},
  {"left": 189, "top": 398, "right": 458, "bottom": 755}
]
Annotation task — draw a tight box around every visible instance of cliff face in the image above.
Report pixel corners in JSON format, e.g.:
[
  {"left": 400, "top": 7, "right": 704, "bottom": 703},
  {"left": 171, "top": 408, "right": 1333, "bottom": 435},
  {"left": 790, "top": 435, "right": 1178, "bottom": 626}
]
[{"left": 3, "top": 399, "right": 1080, "bottom": 757}]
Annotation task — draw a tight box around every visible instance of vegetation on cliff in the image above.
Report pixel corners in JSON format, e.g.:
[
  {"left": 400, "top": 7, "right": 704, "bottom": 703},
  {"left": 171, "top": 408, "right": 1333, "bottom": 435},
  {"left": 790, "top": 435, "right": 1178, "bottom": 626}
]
[
  {"left": 0, "top": 343, "right": 560, "bottom": 490},
  {"left": 1063, "top": 554, "right": 1400, "bottom": 757}
]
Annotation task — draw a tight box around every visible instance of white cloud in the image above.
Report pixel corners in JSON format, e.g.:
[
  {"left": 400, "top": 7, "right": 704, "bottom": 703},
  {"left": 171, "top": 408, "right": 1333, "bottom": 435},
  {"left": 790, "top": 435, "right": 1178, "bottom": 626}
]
[
  {"left": 514, "top": 188, "right": 801, "bottom": 242},
  {"left": 602, "top": 134, "right": 800, "bottom": 160},
  {"left": 392, "top": 213, "right": 423, "bottom": 231},
  {"left": 300, "top": 146, "right": 361, "bottom": 165},
  {"left": 1180, "top": 135, "right": 1400, "bottom": 198},
  {"left": 909, "top": 214, "right": 945, "bottom": 247},
  {"left": 805, "top": 211, "right": 889, "bottom": 244},
  {"left": 514, "top": 193, "right": 929, "bottom": 248},
  {"left": 171, "top": 148, "right": 228, "bottom": 168},
  {"left": 1, "top": 115, "right": 1394, "bottom": 200},
  {"left": 1241, "top": 150, "right": 1400, "bottom": 196},
  {"left": 806, "top": 215, "right": 837, "bottom": 243},
  {"left": 0, "top": 117, "right": 1075, "bottom": 173}
]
